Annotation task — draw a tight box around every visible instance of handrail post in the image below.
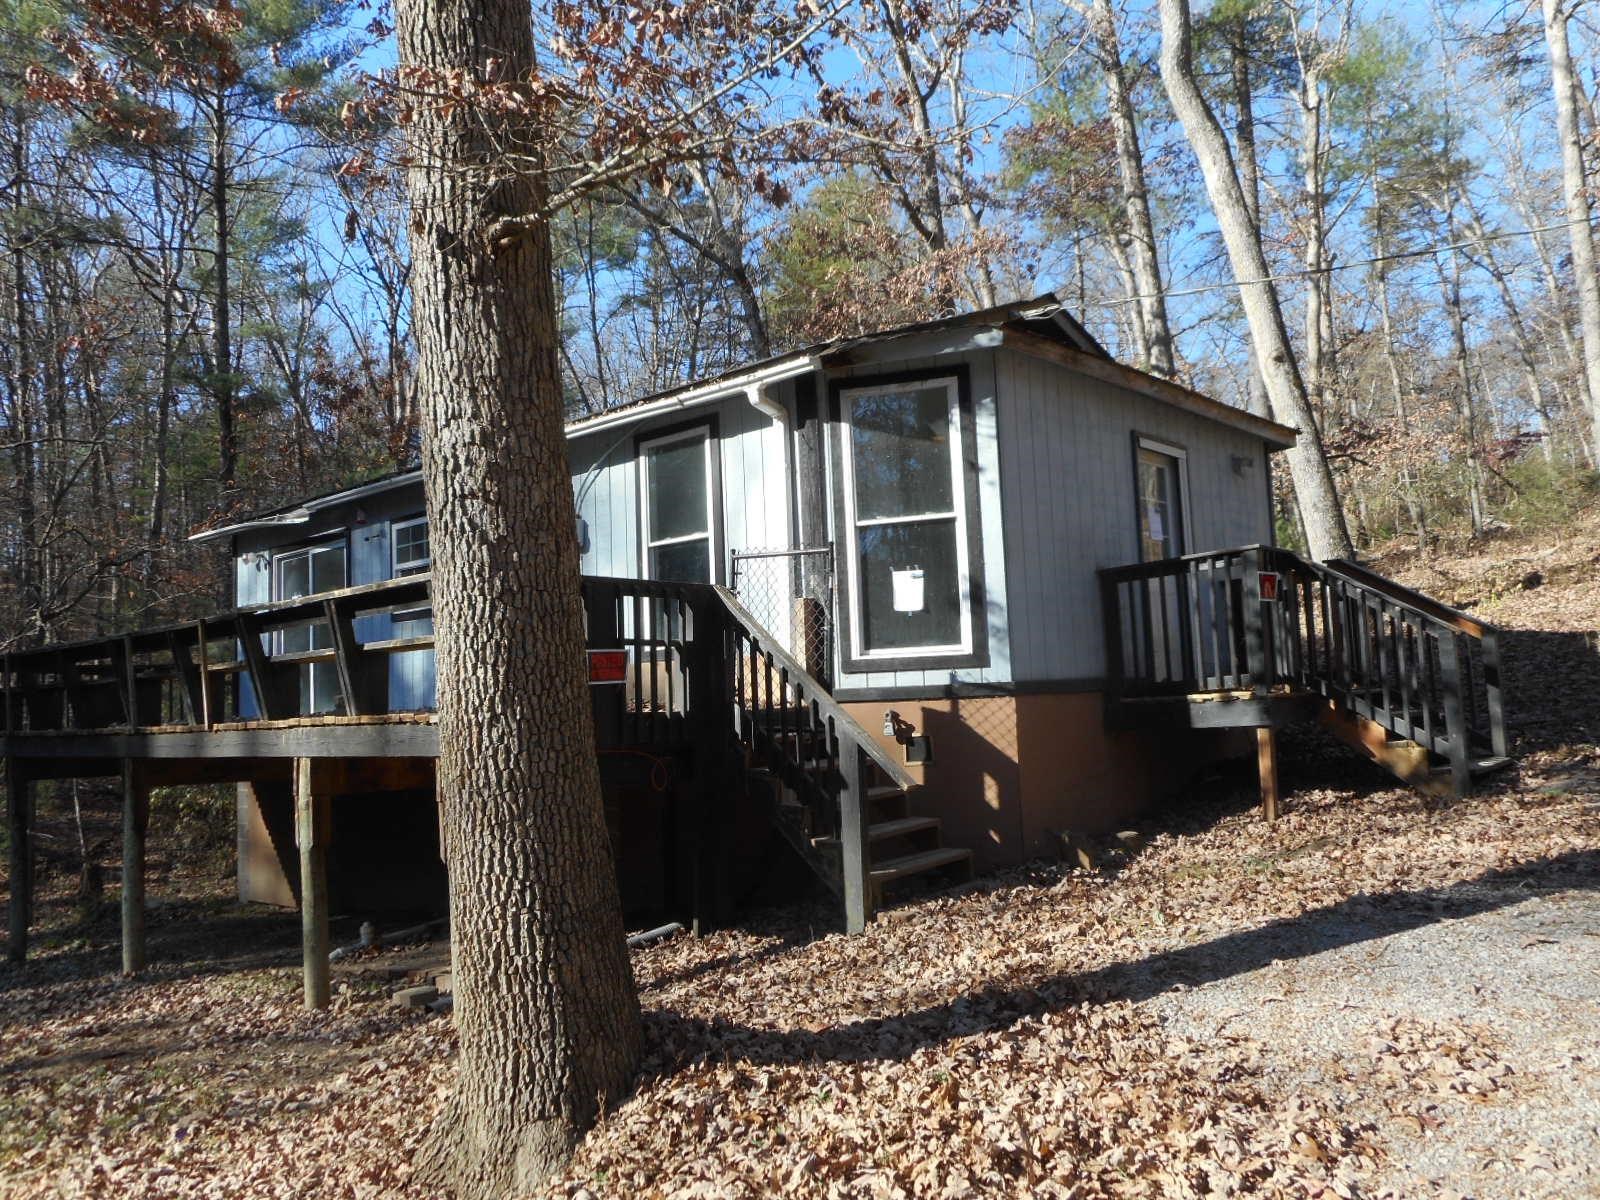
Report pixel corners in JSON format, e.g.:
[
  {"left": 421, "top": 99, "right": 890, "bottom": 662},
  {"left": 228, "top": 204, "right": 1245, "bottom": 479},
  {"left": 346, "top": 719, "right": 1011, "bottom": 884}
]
[
  {"left": 1242, "top": 549, "right": 1269, "bottom": 698},
  {"left": 839, "top": 741, "right": 872, "bottom": 933},
  {"left": 1482, "top": 627, "right": 1507, "bottom": 759},
  {"left": 687, "top": 594, "right": 732, "bottom": 934},
  {"left": 1098, "top": 571, "right": 1125, "bottom": 713},
  {"left": 1437, "top": 631, "right": 1472, "bottom": 796}
]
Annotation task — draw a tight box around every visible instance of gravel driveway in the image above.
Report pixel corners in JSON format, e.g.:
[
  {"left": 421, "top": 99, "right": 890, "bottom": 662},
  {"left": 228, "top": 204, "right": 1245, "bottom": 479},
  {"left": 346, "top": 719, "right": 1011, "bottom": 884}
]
[{"left": 1146, "top": 875, "right": 1600, "bottom": 1199}]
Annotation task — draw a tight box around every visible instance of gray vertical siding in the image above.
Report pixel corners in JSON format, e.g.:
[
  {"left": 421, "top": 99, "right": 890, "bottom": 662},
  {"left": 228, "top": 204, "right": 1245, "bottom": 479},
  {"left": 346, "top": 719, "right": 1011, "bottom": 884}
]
[
  {"left": 570, "top": 383, "right": 796, "bottom": 582},
  {"left": 995, "top": 347, "right": 1273, "bottom": 682}
]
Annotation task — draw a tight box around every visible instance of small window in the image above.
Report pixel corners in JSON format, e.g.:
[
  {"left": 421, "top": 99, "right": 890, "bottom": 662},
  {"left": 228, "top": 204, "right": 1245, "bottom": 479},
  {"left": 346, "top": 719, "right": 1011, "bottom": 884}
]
[
  {"left": 393, "top": 516, "right": 430, "bottom": 575},
  {"left": 840, "top": 376, "right": 972, "bottom": 658},
  {"left": 640, "top": 427, "right": 715, "bottom": 584}
]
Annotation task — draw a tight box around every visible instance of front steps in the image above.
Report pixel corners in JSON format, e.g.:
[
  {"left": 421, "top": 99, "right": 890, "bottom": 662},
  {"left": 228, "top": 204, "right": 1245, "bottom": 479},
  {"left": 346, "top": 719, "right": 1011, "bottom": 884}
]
[{"left": 742, "top": 721, "right": 973, "bottom": 912}]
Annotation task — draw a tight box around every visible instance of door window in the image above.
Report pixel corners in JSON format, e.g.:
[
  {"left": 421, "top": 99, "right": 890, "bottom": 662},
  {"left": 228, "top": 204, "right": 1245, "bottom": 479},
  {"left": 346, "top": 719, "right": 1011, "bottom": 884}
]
[
  {"left": 274, "top": 542, "right": 347, "bottom": 714},
  {"left": 1137, "top": 444, "right": 1186, "bottom": 562}
]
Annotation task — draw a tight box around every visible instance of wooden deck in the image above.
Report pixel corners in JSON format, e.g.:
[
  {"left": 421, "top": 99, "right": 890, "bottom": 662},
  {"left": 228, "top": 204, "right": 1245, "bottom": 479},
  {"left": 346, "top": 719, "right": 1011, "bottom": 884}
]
[{"left": 2, "top": 573, "right": 925, "bottom": 998}]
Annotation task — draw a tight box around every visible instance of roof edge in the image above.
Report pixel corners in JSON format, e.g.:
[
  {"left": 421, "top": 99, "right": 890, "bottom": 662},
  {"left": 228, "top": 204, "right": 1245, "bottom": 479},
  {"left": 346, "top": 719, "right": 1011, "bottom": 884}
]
[{"left": 1001, "top": 329, "right": 1298, "bottom": 449}]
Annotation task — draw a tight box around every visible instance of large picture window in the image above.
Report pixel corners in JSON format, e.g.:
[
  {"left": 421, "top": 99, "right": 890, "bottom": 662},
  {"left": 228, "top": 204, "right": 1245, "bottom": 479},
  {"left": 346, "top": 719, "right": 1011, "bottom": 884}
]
[
  {"left": 640, "top": 426, "right": 716, "bottom": 584},
  {"left": 840, "top": 376, "right": 972, "bottom": 658}
]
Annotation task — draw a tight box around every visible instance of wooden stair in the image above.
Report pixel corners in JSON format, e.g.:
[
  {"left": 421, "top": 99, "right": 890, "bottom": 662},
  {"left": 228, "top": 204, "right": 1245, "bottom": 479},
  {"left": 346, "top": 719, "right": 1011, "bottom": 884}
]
[
  {"left": 741, "top": 709, "right": 973, "bottom": 911},
  {"left": 1317, "top": 700, "right": 1512, "bottom": 796}
]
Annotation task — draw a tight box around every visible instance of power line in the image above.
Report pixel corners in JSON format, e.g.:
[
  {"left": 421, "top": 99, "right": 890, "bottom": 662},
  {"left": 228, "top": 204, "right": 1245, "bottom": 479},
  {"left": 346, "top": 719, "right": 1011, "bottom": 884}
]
[{"left": 1096, "top": 214, "right": 1599, "bottom": 308}]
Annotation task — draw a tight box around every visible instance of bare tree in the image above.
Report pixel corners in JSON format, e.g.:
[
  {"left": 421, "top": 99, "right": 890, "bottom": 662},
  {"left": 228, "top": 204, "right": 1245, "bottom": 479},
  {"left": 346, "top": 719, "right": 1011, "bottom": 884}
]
[
  {"left": 1540, "top": 0, "right": 1600, "bottom": 466},
  {"left": 1157, "top": 0, "right": 1352, "bottom": 559}
]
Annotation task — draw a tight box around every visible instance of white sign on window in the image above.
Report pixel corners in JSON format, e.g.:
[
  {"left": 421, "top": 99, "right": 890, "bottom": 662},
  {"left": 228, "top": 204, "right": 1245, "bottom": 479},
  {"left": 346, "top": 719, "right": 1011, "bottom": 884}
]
[{"left": 892, "top": 567, "right": 925, "bottom": 613}]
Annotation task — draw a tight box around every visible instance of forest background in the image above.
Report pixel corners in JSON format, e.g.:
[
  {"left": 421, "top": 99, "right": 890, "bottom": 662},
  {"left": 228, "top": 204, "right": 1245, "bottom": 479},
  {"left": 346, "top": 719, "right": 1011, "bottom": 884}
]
[{"left": 2, "top": 0, "right": 1598, "bottom": 649}]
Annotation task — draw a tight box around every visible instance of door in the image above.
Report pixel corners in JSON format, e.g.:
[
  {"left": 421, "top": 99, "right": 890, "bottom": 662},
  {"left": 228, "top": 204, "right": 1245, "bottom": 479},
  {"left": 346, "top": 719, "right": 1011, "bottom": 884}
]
[
  {"left": 274, "top": 542, "right": 347, "bottom": 714},
  {"left": 640, "top": 427, "right": 716, "bottom": 584},
  {"left": 1135, "top": 441, "right": 1189, "bottom": 684}
]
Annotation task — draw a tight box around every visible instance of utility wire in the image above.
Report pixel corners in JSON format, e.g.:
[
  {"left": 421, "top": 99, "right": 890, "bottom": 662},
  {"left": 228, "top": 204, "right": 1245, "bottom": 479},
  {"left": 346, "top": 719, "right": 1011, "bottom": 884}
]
[{"left": 1096, "top": 213, "right": 1600, "bottom": 308}]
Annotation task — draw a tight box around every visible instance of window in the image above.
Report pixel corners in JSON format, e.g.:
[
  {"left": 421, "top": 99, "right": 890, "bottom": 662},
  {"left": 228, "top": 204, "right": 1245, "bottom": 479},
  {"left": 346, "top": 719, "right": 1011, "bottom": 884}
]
[
  {"left": 273, "top": 541, "right": 346, "bottom": 715},
  {"left": 840, "top": 376, "right": 972, "bottom": 658},
  {"left": 393, "top": 516, "right": 430, "bottom": 575},
  {"left": 640, "top": 427, "right": 715, "bottom": 584},
  {"left": 1135, "top": 438, "right": 1188, "bottom": 562}
]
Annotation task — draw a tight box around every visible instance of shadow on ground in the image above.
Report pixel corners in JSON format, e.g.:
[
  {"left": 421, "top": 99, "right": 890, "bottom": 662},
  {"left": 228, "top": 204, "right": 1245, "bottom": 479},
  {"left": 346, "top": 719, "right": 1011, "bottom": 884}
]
[{"left": 640, "top": 848, "right": 1600, "bottom": 1074}]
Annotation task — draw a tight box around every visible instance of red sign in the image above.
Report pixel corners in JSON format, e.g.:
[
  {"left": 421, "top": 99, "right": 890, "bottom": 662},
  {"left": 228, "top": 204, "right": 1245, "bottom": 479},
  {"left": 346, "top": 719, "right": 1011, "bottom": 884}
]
[
  {"left": 588, "top": 649, "right": 627, "bottom": 684},
  {"left": 1258, "top": 571, "right": 1281, "bottom": 602}
]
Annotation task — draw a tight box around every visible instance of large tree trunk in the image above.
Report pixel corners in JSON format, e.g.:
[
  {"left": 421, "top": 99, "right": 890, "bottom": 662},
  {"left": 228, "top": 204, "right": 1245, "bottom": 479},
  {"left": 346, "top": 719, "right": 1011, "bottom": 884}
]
[
  {"left": 1542, "top": 0, "right": 1600, "bottom": 467},
  {"left": 392, "top": 0, "right": 644, "bottom": 1193},
  {"left": 210, "top": 93, "right": 237, "bottom": 491},
  {"left": 1092, "top": 0, "right": 1174, "bottom": 377},
  {"left": 1157, "top": 0, "right": 1352, "bottom": 560}
]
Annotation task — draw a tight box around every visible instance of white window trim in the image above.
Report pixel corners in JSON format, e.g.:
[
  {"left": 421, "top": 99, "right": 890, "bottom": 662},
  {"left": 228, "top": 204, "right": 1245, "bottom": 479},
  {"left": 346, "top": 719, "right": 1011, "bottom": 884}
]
[
  {"left": 392, "top": 515, "right": 431, "bottom": 576},
  {"left": 639, "top": 425, "right": 717, "bottom": 583},
  {"left": 839, "top": 376, "right": 973, "bottom": 661},
  {"left": 1135, "top": 434, "right": 1193, "bottom": 555}
]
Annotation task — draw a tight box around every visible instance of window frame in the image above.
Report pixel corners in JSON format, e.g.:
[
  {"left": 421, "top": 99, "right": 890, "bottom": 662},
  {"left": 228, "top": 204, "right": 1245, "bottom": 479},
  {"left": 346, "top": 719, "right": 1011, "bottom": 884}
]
[
  {"left": 636, "top": 420, "right": 721, "bottom": 585},
  {"left": 830, "top": 366, "right": 988, "bottom": 674},
  {"left": 1131, "top": 433, "right": 1193, "bottom": 562},
  {"left": 391, "top": 515, "right": 431, "bottom": 577}
]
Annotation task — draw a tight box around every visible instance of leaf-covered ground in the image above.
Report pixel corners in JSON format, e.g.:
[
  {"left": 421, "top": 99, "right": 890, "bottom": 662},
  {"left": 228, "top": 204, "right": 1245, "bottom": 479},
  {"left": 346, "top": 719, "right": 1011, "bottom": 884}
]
[{"left": 2, "top": 522, "right": 1598, "bottom": 1199}]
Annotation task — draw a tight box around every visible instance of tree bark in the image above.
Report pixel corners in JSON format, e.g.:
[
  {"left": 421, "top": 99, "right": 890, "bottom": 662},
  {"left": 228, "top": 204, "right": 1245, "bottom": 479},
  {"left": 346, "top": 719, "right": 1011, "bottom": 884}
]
[
  {"left": 210, "top": 92, "right": 237, "bottom": 491},
  {"left": 1542, "top": 0, "right": 1600, "bottom": 467},
  {"left": 392, "top": 0, "right": 644, "bottom": 1192},
  {"left": 1157, "top": 0, "right": 1353, "bottom": 560},
  {"left": 1228, "top": 19, "right": 1271, "bottom": 419},
  {"left": 1092, "top": 0, "right": 1175, "bottom": 377}
]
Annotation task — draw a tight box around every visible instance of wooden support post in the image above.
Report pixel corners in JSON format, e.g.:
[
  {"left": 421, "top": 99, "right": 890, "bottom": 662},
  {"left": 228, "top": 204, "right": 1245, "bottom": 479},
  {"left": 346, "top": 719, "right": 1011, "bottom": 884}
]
[
  {"left": 323, "top": 598, "right": 370, "bottom": 716},
  {"left": 121, "top": 760, "right": 150, "bottom": 975},
  {"left": 294, "top": 758, "right": 332, "bottom": 1009},
  {"left": 840, "top": 744, "right": 872, "bottom": 934},
  {"left": 1256, "top": 727, "right": 1280, "bottom": 823},
  {"left": 1437, "top": 632, "right": 1472, "bottom": 798},
  {"left": 196, "top": 620, "right": 213, "bottom": 729},
  {"left": 6, "top": 758, "right": 31, "bottom": 963}
]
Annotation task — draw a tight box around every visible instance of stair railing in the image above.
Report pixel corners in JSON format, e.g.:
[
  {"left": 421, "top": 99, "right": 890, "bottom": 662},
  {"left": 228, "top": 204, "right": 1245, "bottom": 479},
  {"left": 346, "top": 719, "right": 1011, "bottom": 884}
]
[
  {"left": 1100, "top": 545, "right": 1507, "bottom": 795},
  {"left": 711, "top": 585, "right": 915, "bottom": 932}
]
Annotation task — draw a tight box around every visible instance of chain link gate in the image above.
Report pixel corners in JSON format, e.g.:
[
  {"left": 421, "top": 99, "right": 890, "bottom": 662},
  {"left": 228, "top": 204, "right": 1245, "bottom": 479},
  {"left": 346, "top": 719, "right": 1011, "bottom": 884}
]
[{"left": 729, "top": 546, "right": 836, "bottom": 687}]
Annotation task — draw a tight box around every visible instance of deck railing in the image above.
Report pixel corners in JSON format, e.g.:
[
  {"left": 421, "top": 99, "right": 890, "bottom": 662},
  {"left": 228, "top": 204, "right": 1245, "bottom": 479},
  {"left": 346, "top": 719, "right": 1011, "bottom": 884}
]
[
  {"left": 1098, "top": 545, "right": 1507, "bottom": 793},
  {"left": 1, "top": 571, "right": 900, "bottom": 929},
  {"left": 1, "top": 575, "right": 434, "bottom": 732}
]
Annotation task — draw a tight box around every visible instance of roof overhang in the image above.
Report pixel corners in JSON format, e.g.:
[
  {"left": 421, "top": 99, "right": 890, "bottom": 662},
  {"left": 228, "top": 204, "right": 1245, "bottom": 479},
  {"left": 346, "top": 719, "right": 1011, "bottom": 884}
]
[
  {"left": 1002, "top": 329, "right": 1298, "bottom": 449},
  {"left": 188, "top": 469, "right": 424, "bottom": 544},
  {"left": 565, "top": 354, "right": 822, "bottom": 439}
]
